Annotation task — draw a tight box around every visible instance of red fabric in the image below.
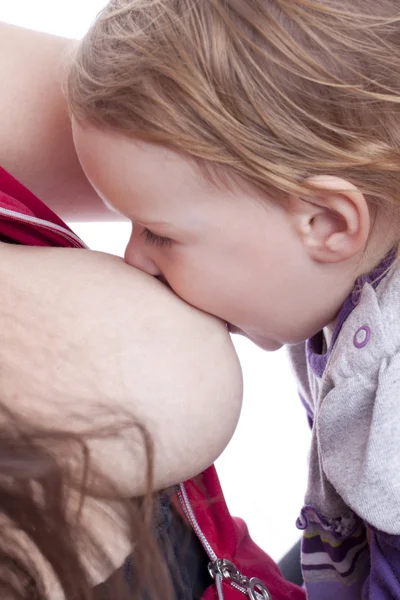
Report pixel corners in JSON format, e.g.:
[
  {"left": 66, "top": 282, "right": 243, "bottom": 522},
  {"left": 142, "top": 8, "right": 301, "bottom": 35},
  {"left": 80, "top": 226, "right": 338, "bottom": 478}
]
[
  {"left": 179, "top": 466, "right": 305, "bottom": 599},
  {"left": 0, "top": 165, "right": 305, "bottom": 600},
  {"left": 0, "top": 166, "right": 82, "bottom": 247}
]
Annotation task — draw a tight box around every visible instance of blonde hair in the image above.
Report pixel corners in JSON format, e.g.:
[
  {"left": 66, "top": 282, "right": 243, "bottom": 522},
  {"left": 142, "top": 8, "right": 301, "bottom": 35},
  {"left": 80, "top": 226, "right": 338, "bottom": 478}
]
[{"left": 66, "top": 0, "right": 400, "bottom": 205}]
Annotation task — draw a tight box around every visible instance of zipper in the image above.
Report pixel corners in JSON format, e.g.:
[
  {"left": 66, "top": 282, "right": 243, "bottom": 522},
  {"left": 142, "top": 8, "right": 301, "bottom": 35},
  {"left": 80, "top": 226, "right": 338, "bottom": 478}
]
[
  {"left": 0, "top": 206, "right": 87, "bottom": 248},
  {"left": 209, "top": 559, "right": 272, "bottom": 600},
  {"left": 178, "top": 483, "right": 272, "bottom": 600}
]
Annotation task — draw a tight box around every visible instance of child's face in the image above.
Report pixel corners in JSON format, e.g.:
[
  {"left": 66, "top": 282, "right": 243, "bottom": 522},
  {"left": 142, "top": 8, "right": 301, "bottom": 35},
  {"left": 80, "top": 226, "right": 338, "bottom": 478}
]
[{"left": 73, "top": 123, "right": 351, "bottom": 350}]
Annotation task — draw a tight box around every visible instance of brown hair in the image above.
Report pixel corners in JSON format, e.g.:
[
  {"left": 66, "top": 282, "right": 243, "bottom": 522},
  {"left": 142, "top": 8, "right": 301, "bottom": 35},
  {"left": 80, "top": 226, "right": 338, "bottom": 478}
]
[
  {"left": 66, "top": 0, "right": 400, "bottom": 207},
  {"left": 0, "top": 402, "right": 175, "bottom": 600}
]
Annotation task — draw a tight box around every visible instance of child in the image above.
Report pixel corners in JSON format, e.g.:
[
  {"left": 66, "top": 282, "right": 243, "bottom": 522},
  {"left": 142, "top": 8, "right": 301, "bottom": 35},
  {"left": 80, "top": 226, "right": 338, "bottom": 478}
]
[{"left": 67, "top": 0, "right": 400, "bottom": 598}]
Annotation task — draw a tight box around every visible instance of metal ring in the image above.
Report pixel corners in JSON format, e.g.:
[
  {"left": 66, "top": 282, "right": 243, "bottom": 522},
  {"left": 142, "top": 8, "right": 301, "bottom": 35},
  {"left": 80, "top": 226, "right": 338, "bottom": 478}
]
[
  {"left": 220, "top": 559, "right": 243, "bottom": 584},
  {"left": 248, "top": 577, "right": 273, "bottom": 600}
]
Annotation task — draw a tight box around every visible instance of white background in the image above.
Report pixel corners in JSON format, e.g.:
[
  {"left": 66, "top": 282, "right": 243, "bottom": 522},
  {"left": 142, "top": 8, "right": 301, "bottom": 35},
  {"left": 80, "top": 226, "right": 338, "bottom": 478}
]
[{"left": 1, "top": 0, "right": 310, "bottom": 561}]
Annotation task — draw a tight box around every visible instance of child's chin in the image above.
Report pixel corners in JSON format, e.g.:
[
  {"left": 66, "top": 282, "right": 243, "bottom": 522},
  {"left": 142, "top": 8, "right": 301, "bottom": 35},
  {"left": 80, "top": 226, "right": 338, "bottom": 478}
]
[
  {"left": 251, "top": 337, "right": 283, "bottom": 352},
  {"left": 227, "top": 324, "right": 282, "bottom": 352}
]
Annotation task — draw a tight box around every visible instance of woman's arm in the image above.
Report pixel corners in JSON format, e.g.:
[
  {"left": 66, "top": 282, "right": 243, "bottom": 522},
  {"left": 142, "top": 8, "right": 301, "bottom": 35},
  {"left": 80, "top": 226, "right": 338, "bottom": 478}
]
[
  {"left": 0, "top": 242, "right": 243, "bottom": 493},
  {"left": 0, "top": 22, "right": 119, "bottom": 221}
]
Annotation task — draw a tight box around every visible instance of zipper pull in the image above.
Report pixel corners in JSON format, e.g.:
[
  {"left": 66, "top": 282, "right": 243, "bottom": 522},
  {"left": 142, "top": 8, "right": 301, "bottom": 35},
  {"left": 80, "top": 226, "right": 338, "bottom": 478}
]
[{"left": 208, "top": 559, "right": 272, "bottom": 599}]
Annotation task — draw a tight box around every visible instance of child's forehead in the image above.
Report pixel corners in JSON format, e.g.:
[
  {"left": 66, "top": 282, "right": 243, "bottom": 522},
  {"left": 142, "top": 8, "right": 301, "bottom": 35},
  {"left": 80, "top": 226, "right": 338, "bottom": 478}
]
[{"left": 75, "top": 121, "right": 263, "bottom": 207}]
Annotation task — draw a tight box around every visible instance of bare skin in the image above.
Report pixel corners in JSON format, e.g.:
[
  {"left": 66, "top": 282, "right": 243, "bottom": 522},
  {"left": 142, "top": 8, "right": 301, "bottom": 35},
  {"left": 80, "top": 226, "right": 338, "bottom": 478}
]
[
  {"left": 0, "top": 243, "right": 243, "bottom": 592},
  {"left": 0, "top": 22, "right": 112, "bottom": 220},
  {"left": 0, "top": 244, "right": 242, "bottom": 493}
]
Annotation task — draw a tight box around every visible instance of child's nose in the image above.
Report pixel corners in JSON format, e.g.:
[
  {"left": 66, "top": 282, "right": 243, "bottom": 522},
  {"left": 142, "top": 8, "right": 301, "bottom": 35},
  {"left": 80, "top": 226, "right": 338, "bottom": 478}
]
[{"left": 124, "top": 231, "right": 161, "bottom": 277}]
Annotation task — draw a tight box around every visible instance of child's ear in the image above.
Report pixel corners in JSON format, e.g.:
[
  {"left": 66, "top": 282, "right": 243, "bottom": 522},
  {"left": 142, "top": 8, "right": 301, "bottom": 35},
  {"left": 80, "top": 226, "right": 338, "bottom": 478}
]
[{"left": 289, "top": 175, "right": 370, "bottom": 264}]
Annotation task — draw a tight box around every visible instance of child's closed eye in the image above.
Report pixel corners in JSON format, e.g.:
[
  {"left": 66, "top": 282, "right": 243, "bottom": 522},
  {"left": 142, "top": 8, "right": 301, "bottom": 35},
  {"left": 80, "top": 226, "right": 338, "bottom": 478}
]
[{"left": 141, "top": 228, "right": 173, "bottom": 248}]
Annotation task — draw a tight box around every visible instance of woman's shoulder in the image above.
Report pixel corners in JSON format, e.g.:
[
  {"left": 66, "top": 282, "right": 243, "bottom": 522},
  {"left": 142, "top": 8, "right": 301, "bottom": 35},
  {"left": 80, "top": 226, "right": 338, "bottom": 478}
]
[
  {"left": 0, "top": 23, "right": 69, "bottom": 191},
  {"left": 0, "top": 24, "right": 110, "bottom": 220}
]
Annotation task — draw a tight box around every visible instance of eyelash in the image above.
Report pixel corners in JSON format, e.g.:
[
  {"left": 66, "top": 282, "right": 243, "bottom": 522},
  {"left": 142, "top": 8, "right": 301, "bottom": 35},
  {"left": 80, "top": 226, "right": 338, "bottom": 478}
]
[{"left": 141, "top": 228, "right": 173, "bottom": 248}]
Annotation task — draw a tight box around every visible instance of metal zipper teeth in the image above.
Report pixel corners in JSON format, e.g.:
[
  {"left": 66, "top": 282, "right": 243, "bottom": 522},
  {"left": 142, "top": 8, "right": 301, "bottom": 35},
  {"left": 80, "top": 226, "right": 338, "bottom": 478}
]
[
  {"left": 230, "top": 581, "right": 248, "bottom": 596},
  {"left": 177, "top": 483, "right": 250, "bottom": 598},
  {"left": 225, "top": 578, "right": 266, "bottom": 599},
  {"left": 178, "top": 483, "right": 269, "bottom": 600},
  {"left": 230, "top": 581, "right": 266, "bottom": 600},
  {"left": 177, "top": 483, "right": 218, "bottom": 562},
  {"left": 178, "top": 483, "right": 227, "bottom": 600},
  {"left": 0, "top": 206, "right": 87, "bottom": 248}
]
